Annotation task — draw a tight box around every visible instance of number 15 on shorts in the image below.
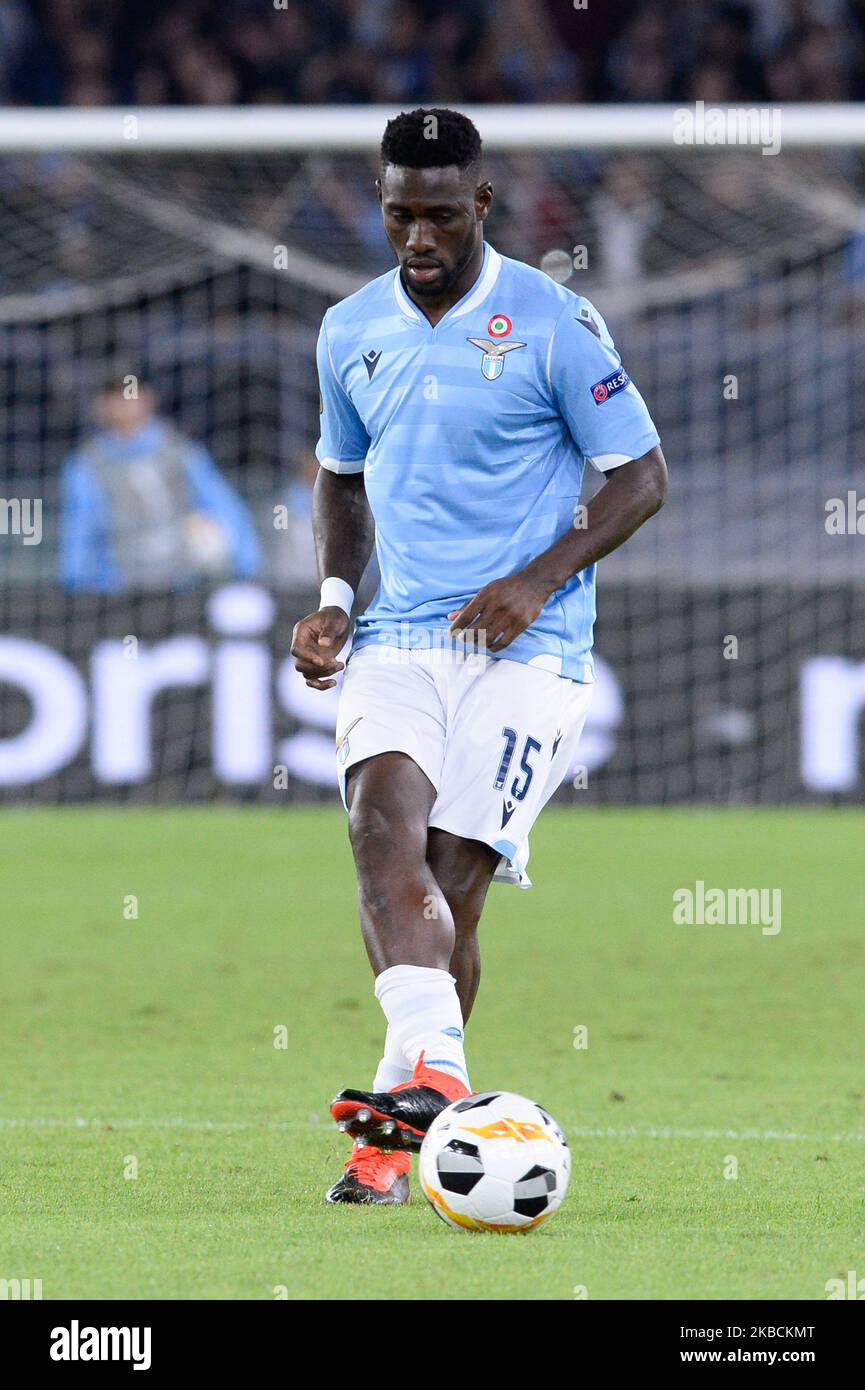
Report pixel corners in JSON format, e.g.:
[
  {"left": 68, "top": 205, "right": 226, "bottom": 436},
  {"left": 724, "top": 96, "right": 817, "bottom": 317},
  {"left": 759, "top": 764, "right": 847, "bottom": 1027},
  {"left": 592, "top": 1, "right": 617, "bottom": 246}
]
[{"left": 493, "top": 728, "right": 542, "bottom": 802}]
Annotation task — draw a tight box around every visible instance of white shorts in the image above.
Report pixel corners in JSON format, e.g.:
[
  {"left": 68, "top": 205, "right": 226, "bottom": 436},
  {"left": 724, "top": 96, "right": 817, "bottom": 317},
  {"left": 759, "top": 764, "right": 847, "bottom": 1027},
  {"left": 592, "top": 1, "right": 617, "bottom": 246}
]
[{"left": 335, "top": 643, "right": 593, "bottom": 888}]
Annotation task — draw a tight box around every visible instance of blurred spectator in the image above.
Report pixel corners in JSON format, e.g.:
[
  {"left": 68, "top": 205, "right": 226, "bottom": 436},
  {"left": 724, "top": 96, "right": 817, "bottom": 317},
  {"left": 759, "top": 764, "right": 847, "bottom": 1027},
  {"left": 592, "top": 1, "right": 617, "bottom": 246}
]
[
  {"left": 691, "top": 3, "right": 766, "bottom": 100},
  {"left": 606, "top": 5, "right": 677, "bottom": 102},
  {"left": 589, "top": 158, "right": 661, "bottom": 287},
  {"left": 795, "top": 23, "right": 851, "bottom": 100},
  {"left": 269, "top": 451, "right": 318, "bottom": 588},
  {"left": 0, "top": 0, "right": 37, "bottom": 101},
  {"left": 59, "top": 375, "right": 261, "bottom": 591},
  {"left": 489, "top": 151, "right": 580, "bottom": 264},
  {"left": 268, "top": 449, "right": 381, "bottom": 591},
  {"left": 5, "top": 0, "right": 861, "bottom": 109}
]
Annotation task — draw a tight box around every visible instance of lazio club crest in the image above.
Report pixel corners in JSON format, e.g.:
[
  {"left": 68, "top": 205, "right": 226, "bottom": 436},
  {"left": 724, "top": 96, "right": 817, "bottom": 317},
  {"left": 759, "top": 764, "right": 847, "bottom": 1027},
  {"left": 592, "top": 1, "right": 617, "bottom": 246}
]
[
  {"left": 466, "top": 336, "right": 527, "bottom": 379},
  {"left": 467, "top": 314, "right": 525, "bottom": 379}
]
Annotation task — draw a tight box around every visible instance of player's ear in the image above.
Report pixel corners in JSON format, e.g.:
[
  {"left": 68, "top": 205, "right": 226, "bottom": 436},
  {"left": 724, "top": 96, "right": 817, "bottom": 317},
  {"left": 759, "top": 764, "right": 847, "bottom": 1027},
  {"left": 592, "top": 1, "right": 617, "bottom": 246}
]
[
  {"left": 475, "top": 181, "right": 493, "bottom": 221},
  {"left": 375, "top": 178, "right": 383, "bottom": 205}
]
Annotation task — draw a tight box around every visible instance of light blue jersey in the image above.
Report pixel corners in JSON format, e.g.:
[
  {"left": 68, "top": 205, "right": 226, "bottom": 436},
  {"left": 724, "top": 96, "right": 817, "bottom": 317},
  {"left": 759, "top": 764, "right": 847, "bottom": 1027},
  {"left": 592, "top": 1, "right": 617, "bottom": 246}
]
[{"left": 316, "top": 242, "right": 660, "bottom": 681}]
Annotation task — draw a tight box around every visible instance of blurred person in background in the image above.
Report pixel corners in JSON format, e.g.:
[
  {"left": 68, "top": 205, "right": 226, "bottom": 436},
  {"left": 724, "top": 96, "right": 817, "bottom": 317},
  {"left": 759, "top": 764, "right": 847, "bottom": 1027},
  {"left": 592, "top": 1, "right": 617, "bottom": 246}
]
[
  {"left": 59, "top": 374, "right": 261, "bottom": 592},
  {"left": 270, "top": 448, "right": 380, "bottom": 589},
  {"left": 606, "top": 3, "right": 677, "bottom": 101},
  {"left": 0, "top": 0, "right": 37, "bottom": 101},
  {"left": 269, "top": 450, "right": 319, "bottom": 588},
  {"left": 589, "top": 157, "right": 661, "bottom": 288}
]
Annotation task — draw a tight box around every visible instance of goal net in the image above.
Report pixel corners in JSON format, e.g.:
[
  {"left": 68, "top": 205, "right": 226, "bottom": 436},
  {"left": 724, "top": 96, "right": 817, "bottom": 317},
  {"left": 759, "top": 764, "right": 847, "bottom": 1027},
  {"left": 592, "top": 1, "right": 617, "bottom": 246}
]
[{"left": 1, "top": 106, "right": 863, "bottom": 804}]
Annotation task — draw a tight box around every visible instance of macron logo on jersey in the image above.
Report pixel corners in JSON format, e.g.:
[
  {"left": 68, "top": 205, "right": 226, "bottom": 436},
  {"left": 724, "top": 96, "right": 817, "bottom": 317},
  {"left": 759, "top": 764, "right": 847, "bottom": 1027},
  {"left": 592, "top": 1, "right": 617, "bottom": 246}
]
[
  {"left": 590, "top": 365, "right": 630, "bottom": 404},
  {"left": 575, "top": 306, "right": 601, "bottom": 338},
  {"left": 362, "top": 349, "right": 382, "bottom": 381}
]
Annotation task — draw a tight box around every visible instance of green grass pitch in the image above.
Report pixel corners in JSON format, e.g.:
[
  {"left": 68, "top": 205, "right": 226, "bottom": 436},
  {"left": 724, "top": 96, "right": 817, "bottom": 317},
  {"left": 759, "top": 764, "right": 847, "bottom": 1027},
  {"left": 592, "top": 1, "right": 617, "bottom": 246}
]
[{"left": 1, "top": 805, "right": 862, "bottom": 1301}]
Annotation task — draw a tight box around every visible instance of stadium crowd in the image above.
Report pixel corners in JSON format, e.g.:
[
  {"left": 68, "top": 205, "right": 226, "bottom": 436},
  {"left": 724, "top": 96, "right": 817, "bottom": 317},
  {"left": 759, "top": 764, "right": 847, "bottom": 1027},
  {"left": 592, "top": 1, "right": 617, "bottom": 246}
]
[{"left": 1, "top": 0, "right": 864, "bottom": 108}]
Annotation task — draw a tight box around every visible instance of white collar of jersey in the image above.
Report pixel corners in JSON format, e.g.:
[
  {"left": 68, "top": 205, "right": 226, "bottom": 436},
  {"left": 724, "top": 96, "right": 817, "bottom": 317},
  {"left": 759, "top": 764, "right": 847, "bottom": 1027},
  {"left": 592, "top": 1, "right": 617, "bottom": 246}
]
[{"left": 392, "top": 243, "right": 502, "bottom": 325}]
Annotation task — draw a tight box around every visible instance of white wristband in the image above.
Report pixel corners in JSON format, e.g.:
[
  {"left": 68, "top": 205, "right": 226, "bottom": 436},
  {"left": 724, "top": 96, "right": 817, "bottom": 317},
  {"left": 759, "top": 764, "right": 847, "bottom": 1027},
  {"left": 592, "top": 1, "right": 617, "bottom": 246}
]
[{"left": 320, "top": 576, "right": 354, "bottom": 616}]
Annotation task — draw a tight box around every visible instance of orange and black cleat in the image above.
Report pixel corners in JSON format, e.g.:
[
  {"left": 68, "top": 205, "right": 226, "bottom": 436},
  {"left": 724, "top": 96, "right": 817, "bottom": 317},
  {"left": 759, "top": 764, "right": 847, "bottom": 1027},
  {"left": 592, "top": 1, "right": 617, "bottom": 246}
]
[
  {"left": 330, "top": 1052, "right": 471, "bottom": 1152},
  {"left": 325, "top": 1141, "right": 411, "bottom": 1205}
]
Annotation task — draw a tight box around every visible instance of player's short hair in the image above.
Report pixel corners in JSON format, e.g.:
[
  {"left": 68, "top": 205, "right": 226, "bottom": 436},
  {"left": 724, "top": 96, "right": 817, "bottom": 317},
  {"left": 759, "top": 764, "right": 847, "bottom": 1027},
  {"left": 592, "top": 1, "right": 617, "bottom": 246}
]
[{"left": 380, "top": 108, "right": 482, "bottom": 178}]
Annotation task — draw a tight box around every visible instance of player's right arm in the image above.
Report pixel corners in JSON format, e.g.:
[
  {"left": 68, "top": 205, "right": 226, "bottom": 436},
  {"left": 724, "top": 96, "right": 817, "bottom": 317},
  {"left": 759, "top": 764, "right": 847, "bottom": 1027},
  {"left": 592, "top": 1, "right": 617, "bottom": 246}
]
[
  {"left": 291, "top": 469, "right": 374, "bottom": 690},
  {"left": 291, "top": 316, "right": 374, "bottom": 691}
]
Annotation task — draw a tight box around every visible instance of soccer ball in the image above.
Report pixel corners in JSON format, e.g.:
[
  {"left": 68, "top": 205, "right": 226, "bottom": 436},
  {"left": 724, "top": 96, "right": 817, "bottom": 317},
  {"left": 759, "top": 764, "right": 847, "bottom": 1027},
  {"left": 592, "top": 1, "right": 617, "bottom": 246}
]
[{"left": 419, "top": 1091, "right": 570, "bottom": 1233}]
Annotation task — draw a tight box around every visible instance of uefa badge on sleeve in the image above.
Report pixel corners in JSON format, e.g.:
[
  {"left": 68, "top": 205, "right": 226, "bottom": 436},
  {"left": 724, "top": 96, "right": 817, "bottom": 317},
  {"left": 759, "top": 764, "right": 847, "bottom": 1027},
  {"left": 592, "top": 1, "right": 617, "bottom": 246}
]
[{"left": 590, "top": 366, "right": 630, "bottom": 403}]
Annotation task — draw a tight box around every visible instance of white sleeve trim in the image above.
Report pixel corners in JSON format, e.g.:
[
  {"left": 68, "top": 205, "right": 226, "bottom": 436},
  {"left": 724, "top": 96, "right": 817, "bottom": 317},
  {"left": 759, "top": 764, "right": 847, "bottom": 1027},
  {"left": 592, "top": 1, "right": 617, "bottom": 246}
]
[
  {"left": 318, "top": 455, "right": 366, "bottom": 475},
  {"left": 588, "top": 451, "right": 636, "bottom": 473}
]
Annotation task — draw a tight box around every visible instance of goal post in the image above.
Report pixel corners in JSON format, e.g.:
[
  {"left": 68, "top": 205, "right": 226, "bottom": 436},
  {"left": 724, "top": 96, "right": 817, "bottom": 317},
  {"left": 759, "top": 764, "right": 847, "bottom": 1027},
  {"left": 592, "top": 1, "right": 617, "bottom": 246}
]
[
  {"left": 0, "top": 104, "right": 863, "bottom": 804},
  {"left": 1, "top": 102, "right": 865, "bottom": 149}
]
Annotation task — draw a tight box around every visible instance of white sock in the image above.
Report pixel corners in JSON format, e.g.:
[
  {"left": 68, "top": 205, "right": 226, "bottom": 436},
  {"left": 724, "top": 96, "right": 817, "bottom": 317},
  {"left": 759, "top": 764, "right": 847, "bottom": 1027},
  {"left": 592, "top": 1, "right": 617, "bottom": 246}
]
[
  {"left": 372, "top": 1027, "right": 412, "bottom": 1090},
  {"left": 372, "top": 1057, "right": 412, "bottom": 1091},
  {"left": 374, "top": 964, "right": 469, "bottom": 1087}
]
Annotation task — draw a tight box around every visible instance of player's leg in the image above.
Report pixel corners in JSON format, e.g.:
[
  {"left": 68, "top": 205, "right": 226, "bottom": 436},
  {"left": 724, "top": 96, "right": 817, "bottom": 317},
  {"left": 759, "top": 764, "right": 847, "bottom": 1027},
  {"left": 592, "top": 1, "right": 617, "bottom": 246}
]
[
  {"left": 347, "top": 749, "right": 476, "bottom": 1084},
  {"left": 346, "top": 751, "right": 452, "bottom": 976},
  {"left": 426, "top": 827, "right": 499, "bottom": 1023},
  {"left": 331, "top": 750, "right": 473, "bottom": 1149},
  {"left": 328, "top": 650, "right": 474, "bottom": 1166},
  {"left": 327, "top": 750, "right": 446, "bottom": 1203},
  {"left": 333, "top": 647, "right": 453, "bottom": 1083},
  {"left": 331, "top": 822, "right": 498, "bottom": 1185},
  {"left": 335, "top": 657, "right": 592, "bottom": 1168},
  {"left": 328, "top": 833, "right": 495, "bottom": 1186},
  {"left": 348, "top": 816, "right": 496, "bottom": 1096}
]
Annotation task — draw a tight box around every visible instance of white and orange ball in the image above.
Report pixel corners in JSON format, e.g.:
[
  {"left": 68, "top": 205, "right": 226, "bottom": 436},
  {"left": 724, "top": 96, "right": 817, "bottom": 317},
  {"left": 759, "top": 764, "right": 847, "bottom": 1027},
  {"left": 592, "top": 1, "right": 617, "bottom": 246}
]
[{"left": 419, "top": 1091, "right": 570, "bottom": 1233}]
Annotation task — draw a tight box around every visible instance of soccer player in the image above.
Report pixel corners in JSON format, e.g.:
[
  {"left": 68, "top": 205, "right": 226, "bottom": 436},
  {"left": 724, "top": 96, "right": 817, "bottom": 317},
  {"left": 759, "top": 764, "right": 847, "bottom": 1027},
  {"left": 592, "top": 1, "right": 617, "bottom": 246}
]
[{"left": 291, "top": 108, "right": 667, "bottom": 1204}]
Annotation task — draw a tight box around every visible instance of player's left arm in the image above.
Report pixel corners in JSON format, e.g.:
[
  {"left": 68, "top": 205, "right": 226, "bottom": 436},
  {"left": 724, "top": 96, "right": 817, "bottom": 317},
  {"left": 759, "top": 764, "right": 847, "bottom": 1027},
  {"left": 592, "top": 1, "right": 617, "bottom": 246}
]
[
  {"left": 448, "top": 446, "right": 666, "bottom": 650},
  {"left": 449, "top": 298, "right": 666, "bottom": 651}
]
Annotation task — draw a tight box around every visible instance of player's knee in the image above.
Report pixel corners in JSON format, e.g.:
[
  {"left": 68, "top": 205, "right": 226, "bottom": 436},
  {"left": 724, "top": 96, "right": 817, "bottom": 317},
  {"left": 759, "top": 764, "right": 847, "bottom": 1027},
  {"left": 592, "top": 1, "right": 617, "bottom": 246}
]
[
  {"left": 348, "top": 796, "right": 423, "bottom": 870},
  {"left": 453, "top": 899, "right": 484, "bottom": 938},
  {"left": 348, "top": 798, "right": 391, "bottom": 860},
  {"left": 437, "top": 873, "right": 486, "bottom": 934}
]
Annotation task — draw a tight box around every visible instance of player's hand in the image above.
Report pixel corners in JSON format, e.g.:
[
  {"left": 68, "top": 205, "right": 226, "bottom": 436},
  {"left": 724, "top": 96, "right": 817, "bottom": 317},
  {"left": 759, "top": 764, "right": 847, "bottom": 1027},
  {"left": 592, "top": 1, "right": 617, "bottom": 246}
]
[
  {"left": 447, "top": 572, "right": 554, "bottom": 652},
  {"left": 291, "top": 607, "right": 351, "bottom": 690}
]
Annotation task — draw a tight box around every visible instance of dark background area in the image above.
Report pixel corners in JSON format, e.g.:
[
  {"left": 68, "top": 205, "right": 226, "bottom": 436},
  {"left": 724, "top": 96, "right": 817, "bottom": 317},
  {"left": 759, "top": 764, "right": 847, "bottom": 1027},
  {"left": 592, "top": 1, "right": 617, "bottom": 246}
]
[{"left": 2, "top": 0, "right": 865, "bottom": 107}]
